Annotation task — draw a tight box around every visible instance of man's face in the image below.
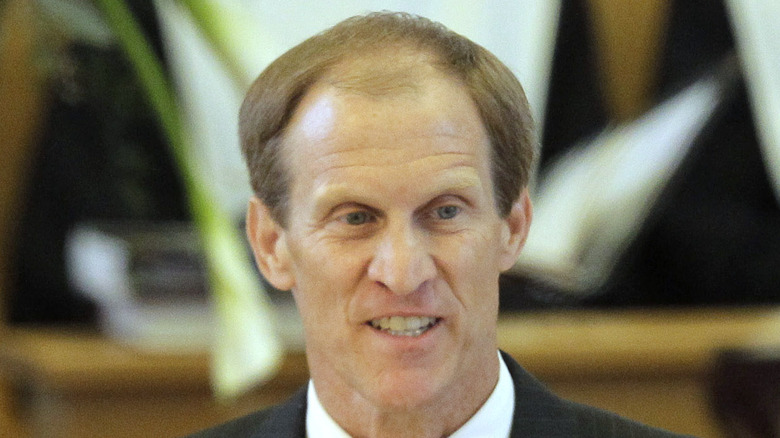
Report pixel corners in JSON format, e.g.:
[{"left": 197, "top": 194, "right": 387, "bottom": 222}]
[{"left": 248, "top": 66, "right": 531, "bottom": 413}]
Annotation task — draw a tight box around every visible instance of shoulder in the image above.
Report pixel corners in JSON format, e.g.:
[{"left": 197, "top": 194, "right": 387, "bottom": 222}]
[
  {"left": 186, "top": 408, "right": 275, "bottom": 438},
  {"left": 564, "top": 399, "right": 694, "bottom": 438},
  {"left": 184, "top": 387, "right": 307, "bottom": 438},
  {"left": 501, "top": 351, "right": 693, "bottom": 438}
]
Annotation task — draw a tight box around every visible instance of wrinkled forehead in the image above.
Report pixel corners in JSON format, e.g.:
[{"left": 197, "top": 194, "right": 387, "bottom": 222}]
[
  {"left": 287, "top": 58, "right": 483, "bottom": 149},
  {"left": 280, "top": 59, "right": 488, "bottom": 170}
]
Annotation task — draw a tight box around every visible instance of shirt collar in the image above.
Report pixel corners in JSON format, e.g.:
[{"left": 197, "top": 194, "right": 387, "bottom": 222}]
[
  {"left": 306, "top": 379, "right": 351, "bottom": 438},
  {"left": 306, "top": 351, "right": 515, "bottom": 438}
]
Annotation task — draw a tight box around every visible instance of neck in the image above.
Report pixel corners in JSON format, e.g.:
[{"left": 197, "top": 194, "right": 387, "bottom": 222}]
[{"left": 311, "top": 352, "right": 500, "bottom": 438}]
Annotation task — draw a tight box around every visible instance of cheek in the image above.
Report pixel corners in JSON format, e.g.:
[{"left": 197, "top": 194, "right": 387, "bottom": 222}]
[
  {"left": 436, "top": 231, "right": 503, "bottom": 309},
  {"left": 295, "top": 243, "right": 367, "bottom": 285},
  {"left": 288, "top": 241, "right": 368, "bottom": 315},
  {"left": 439, "top": 228, "right": 503, "bottom": 276}
]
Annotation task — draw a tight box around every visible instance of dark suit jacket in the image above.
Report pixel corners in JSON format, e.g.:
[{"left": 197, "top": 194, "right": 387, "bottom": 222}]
[{"left": 187, "top": 352, "right": 692, "bottom": 437}]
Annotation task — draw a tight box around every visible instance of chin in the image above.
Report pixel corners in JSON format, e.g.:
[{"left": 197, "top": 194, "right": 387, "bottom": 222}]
[{"left": 366, "top": 366, "right": 452, "bottom": 412}]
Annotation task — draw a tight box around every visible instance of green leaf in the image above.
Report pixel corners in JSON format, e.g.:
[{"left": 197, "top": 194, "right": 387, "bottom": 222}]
[{"left": 94, "top": 0, "right": 282, "bottom": 400}]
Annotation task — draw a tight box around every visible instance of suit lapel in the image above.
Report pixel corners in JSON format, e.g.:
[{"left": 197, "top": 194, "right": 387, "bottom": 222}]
[
  {"left": 249, "top": 386, "right": 308, "bottom": 438},
  {"left": 502, "top": 352, "right": 579, "bottom": 438}
]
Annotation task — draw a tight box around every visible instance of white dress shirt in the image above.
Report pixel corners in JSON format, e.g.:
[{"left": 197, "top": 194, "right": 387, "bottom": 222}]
[{"left": 306, "top": 351, "right": 515, "bottom": 437}]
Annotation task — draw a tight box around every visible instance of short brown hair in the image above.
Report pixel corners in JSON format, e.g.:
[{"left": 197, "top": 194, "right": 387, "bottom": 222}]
[{"left": 239, "top": 11, "right": 536, "bottom": 225}]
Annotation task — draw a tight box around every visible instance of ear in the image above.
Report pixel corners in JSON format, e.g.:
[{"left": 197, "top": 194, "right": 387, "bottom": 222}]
[
  {"left": 246, "top": 196, "right": 295, "bottom": 291},
  {"left": 498, "top": 189, "right": 533, "bottom": 271}
]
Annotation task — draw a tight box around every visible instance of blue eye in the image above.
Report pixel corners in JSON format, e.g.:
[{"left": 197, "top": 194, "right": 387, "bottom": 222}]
[
  {"left": 345, "top": 211, "right": 371, "bottom": 225},
  {"left": 436, "top": 205, "right": 459, "bottom": 219}
]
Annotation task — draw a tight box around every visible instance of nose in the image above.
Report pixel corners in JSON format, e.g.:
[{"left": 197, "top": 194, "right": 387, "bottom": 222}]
[{"left": 367, "top": 222, "right": 437, "bottom": 295}]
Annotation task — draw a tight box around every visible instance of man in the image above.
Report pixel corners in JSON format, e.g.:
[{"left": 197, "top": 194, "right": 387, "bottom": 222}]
[{"left": 191, "top": 12, "right": 690, "bottom": 438}]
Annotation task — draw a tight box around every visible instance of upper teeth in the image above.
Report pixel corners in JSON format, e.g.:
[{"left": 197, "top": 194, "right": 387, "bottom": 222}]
[{"left": 370, "top": 316, "right": 437, "bottom": 336}]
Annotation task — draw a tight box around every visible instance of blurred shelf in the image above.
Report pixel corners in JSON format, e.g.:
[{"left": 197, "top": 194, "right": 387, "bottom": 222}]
[
  {"left": 500, "top": 306, "right": 780, "bottom": 379},
  {"left": 499, "top": 306, "right": 780, "bottom": 437},
  {"left": 0, "top": 328, "right": 306, "bottom": 438},
  {"left": 0, "top": 328, "right": 307, "bottom": 395}
]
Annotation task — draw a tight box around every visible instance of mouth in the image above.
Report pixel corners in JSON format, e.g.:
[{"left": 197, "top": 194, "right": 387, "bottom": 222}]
[{"left": 367, "top": 316, "right": 440, "bottom": 337}]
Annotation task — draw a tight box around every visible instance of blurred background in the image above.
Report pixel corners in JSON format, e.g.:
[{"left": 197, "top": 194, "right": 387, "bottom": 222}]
[{"left": 2, "top": 1, "right": 780, "bottom": 437}]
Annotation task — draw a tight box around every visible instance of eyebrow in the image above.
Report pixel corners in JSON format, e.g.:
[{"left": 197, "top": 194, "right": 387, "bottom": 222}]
[{"left": 311, "top": 167, "right": 484, "bottom": 215}]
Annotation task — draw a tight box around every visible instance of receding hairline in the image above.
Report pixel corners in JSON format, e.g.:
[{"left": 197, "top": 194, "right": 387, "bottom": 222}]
[
  {"left": 239, "top": 12, "right": 536, "bottom": 225},
  {"left": 275, "top": 50, "right": 483, "bottom": 186},
  {"left": 315, "top": 45, "right": 462, "bottom": 98}
]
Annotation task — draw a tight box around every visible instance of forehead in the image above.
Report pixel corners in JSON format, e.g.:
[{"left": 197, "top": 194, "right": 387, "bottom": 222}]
[{"left": 282, "top": 61, "right": 487, "bottom": 164}]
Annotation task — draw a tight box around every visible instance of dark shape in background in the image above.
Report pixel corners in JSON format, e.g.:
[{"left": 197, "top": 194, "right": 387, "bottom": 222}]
[
  {"left": 501, "top": 0, "right": 780, "bottom": 310},
  {"left": 8, "top": 1, "right": 190, "bottom": 324}
]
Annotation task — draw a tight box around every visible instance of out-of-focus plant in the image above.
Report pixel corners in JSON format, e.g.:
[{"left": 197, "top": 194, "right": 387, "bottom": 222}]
[
  {"left": 93, "top": 0, "right": 281, "bottom": 400},
  {"left": 176, "top": 0, "right": 271, "bottom": 88}
]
